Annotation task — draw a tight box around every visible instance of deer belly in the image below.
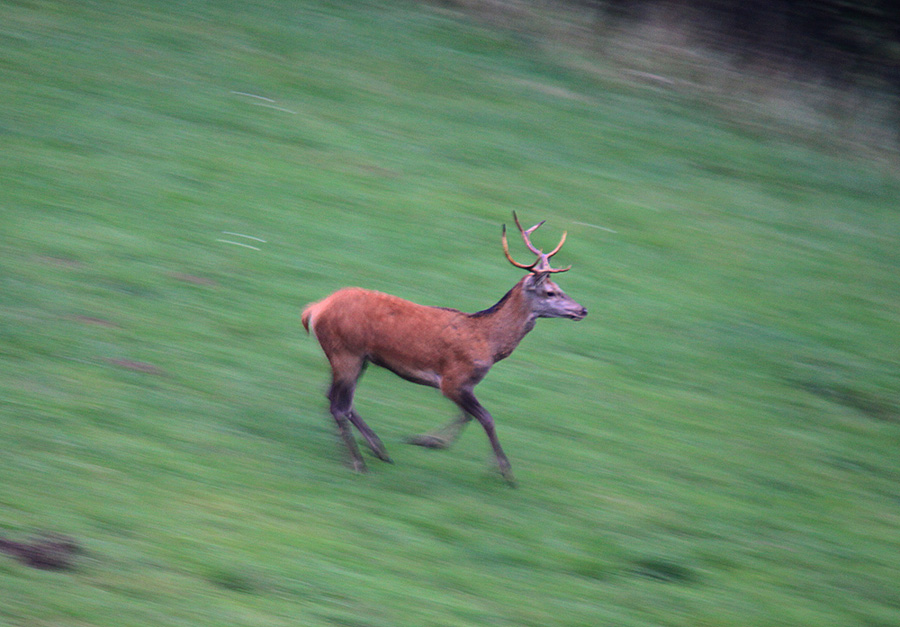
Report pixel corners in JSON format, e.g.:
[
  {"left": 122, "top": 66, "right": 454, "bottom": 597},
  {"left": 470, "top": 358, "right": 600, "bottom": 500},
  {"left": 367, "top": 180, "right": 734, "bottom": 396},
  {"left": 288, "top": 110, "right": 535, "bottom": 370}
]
[{"left": 369, "top": 355, "right": 442, "bottom": 388}]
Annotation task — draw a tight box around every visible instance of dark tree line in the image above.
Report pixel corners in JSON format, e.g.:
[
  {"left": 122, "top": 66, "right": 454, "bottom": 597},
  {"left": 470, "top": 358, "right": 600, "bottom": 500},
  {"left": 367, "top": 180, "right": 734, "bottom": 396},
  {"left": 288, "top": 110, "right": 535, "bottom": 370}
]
[{"left": 588, "top": 0, "right": 900, "bottom": 89}]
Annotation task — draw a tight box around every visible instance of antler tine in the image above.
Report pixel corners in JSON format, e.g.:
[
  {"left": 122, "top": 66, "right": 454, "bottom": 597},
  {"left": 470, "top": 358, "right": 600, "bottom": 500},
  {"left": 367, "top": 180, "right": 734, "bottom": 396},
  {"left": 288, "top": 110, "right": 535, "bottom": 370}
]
[
  {"left": 533, "top": 255, "right": 571, "bottom": 274},
  {"left": 501, "top": 224, "right": 538, "bottom": 270},
  {"left": 512, "top": 211, "right": 545, "bottom": 256},
  {"left": 545, "top": 230, "right": 567, "bottom": 258}
]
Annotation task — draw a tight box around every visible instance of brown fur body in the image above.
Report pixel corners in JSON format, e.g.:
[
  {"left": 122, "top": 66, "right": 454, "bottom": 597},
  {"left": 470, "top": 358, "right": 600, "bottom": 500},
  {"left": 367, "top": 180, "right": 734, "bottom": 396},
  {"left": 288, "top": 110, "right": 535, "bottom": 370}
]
[{"left": 302, "top": 281, "right": 535, "bottom": 393}]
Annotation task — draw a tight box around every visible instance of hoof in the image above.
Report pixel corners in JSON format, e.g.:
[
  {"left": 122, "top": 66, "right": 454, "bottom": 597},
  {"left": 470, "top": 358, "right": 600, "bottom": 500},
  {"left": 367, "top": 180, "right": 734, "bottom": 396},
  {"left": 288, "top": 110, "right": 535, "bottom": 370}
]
[
  {"left": 498, "top": 460, "right": 516, "bottom": 487},
  {"left": 406, "top": 434, "right": 450, "bottom": 449},
  {"left": 373, "top": 450, "right": 394, "bottom": 464},
  {"left": 348, "top": 458, "right": 368, "bottom": 473}
]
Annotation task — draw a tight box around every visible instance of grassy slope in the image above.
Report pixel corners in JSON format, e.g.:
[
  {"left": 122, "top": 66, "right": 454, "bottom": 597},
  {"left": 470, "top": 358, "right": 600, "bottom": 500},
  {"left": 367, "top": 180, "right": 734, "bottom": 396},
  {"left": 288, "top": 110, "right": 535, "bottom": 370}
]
[{"left": 1, "top": 1, "right": 899, "bottom": 625}]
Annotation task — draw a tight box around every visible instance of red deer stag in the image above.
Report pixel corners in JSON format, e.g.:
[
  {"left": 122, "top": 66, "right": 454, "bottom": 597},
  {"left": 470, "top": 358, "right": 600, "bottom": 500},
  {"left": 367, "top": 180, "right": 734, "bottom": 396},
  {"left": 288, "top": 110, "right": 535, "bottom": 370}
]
[{"left": 302, "top": 212, "right": 586, "bottom": 483}]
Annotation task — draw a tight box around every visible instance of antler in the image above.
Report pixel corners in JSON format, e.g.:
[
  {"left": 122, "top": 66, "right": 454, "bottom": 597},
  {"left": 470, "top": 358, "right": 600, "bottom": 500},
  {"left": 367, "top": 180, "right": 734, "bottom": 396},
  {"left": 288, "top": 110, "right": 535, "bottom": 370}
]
[
  {"left": 512, "top": 212, "right": 546, "bottom": 257},
  {"left": 501, "top": 224, "right": 537, "bottom": 270},
  {"left": 501, "top": 211, "right": 571, "bottom": 274}
]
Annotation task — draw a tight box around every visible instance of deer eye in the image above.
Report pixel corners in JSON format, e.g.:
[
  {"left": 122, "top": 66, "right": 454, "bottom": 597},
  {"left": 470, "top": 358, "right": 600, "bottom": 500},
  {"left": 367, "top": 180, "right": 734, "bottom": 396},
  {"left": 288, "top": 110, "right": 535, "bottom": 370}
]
[{"left": 546, "top": 290, "right": 557, "bottom": 297}]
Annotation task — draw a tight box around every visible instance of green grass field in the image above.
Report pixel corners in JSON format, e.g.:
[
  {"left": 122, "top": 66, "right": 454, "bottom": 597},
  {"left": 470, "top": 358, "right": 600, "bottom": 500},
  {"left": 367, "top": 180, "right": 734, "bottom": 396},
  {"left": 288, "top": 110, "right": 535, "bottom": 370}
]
[{"left": 2, "top": 1, "right": 899, "bottom": 625}]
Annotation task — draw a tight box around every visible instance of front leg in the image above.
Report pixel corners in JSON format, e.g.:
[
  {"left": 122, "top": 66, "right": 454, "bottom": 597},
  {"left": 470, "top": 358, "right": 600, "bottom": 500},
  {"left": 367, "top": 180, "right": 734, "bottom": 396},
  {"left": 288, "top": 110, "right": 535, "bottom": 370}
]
[
  {"left": 406, "top": 412, "right": 471, "bottom": 449},
  {"left": 453, "top": 388, "right": 515, "bottom": 485}
]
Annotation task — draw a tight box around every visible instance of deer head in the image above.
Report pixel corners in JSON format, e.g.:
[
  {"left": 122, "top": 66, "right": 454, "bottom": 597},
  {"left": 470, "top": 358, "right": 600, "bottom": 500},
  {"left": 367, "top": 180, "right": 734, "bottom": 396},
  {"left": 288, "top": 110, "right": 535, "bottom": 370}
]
[{"left": 502, "top": 212, "right": 587, "bottom": 321}]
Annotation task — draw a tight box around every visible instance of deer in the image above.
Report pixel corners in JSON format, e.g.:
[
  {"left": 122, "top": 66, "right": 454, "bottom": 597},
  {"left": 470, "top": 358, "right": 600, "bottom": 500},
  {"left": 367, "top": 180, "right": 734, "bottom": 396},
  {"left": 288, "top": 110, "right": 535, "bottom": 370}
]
[{"left": 301, "top": 212, "right": 587, "bottom": 484}]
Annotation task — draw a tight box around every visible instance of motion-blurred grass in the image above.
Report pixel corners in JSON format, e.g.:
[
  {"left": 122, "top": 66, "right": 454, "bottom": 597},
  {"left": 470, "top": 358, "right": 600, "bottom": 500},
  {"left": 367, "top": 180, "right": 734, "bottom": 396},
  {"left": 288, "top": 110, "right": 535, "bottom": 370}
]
[{"left": 2, "top": 1, "right": 899, "bottom": 625}]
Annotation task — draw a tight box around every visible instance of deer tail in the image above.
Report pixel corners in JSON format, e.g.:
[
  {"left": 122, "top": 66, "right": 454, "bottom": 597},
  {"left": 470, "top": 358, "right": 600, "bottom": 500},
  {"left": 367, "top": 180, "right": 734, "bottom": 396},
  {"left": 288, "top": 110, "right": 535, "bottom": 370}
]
[
  {"left": 301, "top": 300, "right": 320, "bottom": 336},
  {"left": 301, "top": 304, "right": 314, "bottom": 334}
]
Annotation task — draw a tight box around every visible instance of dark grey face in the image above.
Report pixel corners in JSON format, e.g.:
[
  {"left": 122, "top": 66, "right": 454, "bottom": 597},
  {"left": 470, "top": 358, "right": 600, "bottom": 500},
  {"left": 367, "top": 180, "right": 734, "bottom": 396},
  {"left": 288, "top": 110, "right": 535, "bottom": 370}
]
[{"left": 524, "top": 273, "right": 587, "bottom": 321}]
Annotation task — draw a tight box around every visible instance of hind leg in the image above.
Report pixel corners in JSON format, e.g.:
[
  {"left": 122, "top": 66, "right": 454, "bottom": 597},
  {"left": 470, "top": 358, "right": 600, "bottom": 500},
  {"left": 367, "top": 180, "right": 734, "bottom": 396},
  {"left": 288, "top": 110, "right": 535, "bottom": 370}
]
[
  {"left": 348, "top": 410, "right": 392, "bottom": 463},
  {"left": 328, "top": 377, "right": 367, "bottom": 473},
  {"left": 326, "top": 354, "right": 390, "bottom": 470}
]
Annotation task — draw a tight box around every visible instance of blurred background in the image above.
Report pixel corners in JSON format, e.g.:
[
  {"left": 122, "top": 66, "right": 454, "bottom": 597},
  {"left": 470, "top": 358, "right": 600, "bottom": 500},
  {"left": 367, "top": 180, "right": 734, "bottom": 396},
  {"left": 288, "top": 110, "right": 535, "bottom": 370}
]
[{"left": 1, "top": 1, "right": 898, "bottom": 625}]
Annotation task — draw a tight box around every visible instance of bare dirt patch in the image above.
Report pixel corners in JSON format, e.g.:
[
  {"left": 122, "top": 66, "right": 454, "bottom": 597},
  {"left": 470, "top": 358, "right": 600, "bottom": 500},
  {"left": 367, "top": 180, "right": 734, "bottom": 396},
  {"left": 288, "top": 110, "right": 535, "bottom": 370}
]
[
  {"left": 105, "top": 359, "right": 166, "bottom": 376},
  {"left": 0, "top": 534, "right": 81, "bottom": 570},
  {"left": 168, "top": 272, "right": 219, "bottom": 287},
  {"left": 71, "top": 315, "right": 120, "bottom": 327},
  {"left": 37, "top": 255, "right": 84, "bottom": 268}
]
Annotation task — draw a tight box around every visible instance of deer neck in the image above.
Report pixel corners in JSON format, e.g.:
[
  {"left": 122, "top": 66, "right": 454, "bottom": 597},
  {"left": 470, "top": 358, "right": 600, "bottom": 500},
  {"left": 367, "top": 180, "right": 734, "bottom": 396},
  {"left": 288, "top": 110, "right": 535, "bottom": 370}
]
[{"left": 473, "top": 278, "right": 536, "bottom": 363}]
